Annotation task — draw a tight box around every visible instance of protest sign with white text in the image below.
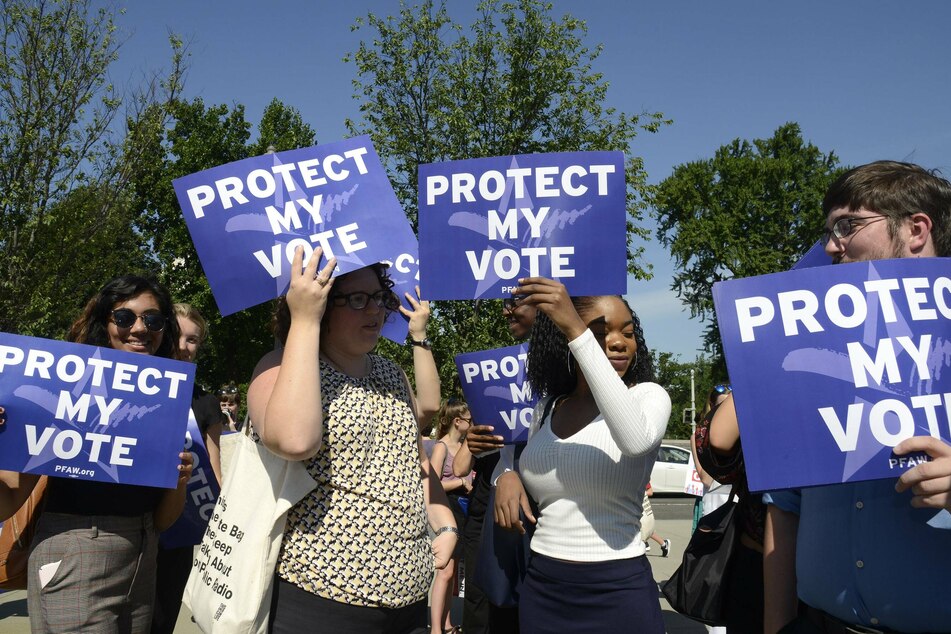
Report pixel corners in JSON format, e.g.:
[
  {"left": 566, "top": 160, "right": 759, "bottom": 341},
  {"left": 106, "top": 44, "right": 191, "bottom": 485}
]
[
  {"left": 419, "top": 151, "right": 627, "bottom": 300},
  {"left": 455, "top": 344, "right": 537, "bottom": 444},
  {"left": 172, "top": 137, "right": 418, "bottom": 342},
  {"left": 0, "top": 332, "right": 194, "bottom": 488},
  {"left": 713, "top": 258, "right": 951, "bottom": 491}
]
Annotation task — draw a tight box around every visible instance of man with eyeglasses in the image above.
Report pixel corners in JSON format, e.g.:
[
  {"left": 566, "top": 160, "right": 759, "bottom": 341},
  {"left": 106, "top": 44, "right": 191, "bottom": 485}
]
[{"left": 764, "top": 161, "right": 951, "bottom": 634}]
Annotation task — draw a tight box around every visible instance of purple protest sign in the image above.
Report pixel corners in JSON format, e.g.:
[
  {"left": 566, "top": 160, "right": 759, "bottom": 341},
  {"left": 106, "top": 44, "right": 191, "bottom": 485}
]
[
  {"left": 172, "top": 137, "right": 417, "bottom": 341},
  {"left": 159, "top": 411, "right": 220, "bottom": 548},
  {"left": 455, "top": 344, "right": 538, "bottom": 444},
  {"left": 713, "top": 258, "right": 951, "bottom": 491},
  {"left": 418, "top": 151, "right": 627, "bottom": 300},
  {"left": 0, "top": 332, "right": 194, "bottom": 489}
]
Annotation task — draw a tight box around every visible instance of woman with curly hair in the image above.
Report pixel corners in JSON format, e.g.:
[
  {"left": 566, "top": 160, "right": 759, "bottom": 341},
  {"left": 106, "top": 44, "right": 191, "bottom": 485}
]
[
  {"left": 0, "top": 274, "right": 194, "bottom": 632},
  {"left": 494, "top": 277, "right": 670, "bottom": 634},
  {"left": 247, "top": 247, "right": 457, "bottom": 634}
]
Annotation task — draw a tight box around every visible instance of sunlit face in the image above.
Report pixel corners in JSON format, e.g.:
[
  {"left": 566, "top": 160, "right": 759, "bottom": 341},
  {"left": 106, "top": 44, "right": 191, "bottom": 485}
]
[
  {"left": 324, "top": 267, "right": 387, "bottom": 353},
  {"left": 579, "top": 296, "right": 637, "bottom": 379},
  {"left": 454, "top": 411, "right": 472, "bottom": 434},
  {"left": 824, "top": 206, "right": 904, "bottom": 264},
  {"left": 107, "top": 292, "right": 164, "bottom": 355},
  {"left": 178, "top": 316, "right": 202, "bottom": 363},
  {"left": 502, "top": 300, "right": 537, "bottom": 341},
  {"left": 714, "top": 393, "right": 729, "bottom": 407}
]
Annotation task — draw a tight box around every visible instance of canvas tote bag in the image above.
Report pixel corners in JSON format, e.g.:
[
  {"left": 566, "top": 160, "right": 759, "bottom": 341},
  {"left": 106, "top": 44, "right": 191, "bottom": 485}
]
[{"left": 184, "top": 430, "right": 317, "bottom": 633}]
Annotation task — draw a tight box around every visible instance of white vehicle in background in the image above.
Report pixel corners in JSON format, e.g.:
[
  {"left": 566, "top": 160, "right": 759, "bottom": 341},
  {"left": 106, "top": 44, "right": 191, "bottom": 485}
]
[{"left": 649, "top": 444, "right": 693, "bottom": 493}]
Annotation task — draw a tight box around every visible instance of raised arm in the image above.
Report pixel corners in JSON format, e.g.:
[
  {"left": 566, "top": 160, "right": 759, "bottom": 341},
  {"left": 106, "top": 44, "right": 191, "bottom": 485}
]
[
  {"left": 514, "top": 277, "right": 669, "bottom": 456},
  {"left": 249, "top": 247, "right": 337, "bottom": 461},
  {"left": 568, "top": 330, "right": 669, "bottom": 455},
  {"left": 400, "top": 285, "right": 440, "bottom": 427}
]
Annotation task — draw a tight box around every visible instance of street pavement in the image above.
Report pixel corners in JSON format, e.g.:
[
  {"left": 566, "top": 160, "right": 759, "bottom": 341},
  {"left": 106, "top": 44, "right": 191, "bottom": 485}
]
[{"left": 0, "top": 510, "right": 706, "bottom": 633}]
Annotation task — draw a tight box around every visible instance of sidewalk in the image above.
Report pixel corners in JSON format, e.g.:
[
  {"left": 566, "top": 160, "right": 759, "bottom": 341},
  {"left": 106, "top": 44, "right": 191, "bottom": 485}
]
[{"left": 0, "top": 517, "right": 706, "bottom": 633}]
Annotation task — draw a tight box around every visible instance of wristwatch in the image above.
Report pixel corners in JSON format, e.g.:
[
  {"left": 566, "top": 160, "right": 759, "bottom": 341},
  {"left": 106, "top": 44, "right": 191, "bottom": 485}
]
[{"left": 409, "top": 337, "right": 431, "bottom": 349}]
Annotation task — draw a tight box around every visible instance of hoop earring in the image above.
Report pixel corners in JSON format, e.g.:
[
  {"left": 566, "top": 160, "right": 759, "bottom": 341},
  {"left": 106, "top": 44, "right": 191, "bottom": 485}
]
[{"left": 567, "top": 349, "right": 575, "bottom": 375}]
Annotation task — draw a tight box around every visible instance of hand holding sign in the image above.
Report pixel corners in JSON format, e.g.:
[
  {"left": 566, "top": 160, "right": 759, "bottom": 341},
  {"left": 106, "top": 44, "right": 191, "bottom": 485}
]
[
  {"left": 399, "top": 285, "right": 430, "bottom": 341},
  {"left": 465, "top": 425, "right": 505, "bottom": 456},
  {"left": 514, "top": 276, "right": 586, "bottom": 340},
  {"left": 175, "top": 450, "right": 195, "bottom": 489},
  {"left": 286, "top": 246, "right": 338, "bottom": 325},
  {"left": 895, "top": 436, "right": 951, "bottom": 511}
]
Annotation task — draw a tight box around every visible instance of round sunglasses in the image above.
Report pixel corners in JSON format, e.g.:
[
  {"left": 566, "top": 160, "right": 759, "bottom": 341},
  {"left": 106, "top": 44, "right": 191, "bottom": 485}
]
[{"left": 111, "top": 309, "right": 167, "bottom": 332}]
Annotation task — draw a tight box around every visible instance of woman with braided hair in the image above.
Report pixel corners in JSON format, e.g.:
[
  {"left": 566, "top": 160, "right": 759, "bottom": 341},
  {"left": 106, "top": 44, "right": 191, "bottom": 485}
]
[{"left": 494, "top": 278, "right": 670, "bottom": 633}]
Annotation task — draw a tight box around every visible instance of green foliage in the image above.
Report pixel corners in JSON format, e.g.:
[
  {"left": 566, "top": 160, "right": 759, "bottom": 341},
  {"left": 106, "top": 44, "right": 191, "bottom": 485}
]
[
  {"left": 129, "top": 97, "right": 317, "bottom": 390},
  {"left": 654, "top": 122, "right": 844, "bottom": 367},
  {"left": 651, "top": 351, "right": 722, "bottom": 439},
  {"left": 0, "top": 0, "right": 182, "bottom": 339},
  {"left": 346, "top": 0, "right": 668, "bottom": 391}
]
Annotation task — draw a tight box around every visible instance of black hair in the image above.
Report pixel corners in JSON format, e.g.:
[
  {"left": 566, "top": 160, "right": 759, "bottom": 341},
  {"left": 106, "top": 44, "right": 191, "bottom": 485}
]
[
  {"left": 526, "top": 295, "right": 653, "bottom": 398},
  {"left": 67, "top": 275, "right": 180, "bottom": 360}
]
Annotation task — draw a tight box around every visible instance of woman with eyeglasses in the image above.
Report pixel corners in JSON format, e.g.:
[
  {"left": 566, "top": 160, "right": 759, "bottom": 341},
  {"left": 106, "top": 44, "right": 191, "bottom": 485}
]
[
  {"left": 0, "top": 274, "right": 194, "bottom": 632},
  {"left": 493, "top": 278, "right": 670, "bottom": 633},
  {"left": 694, "top": 383, "right": 766, "bottom": 634},
  {"left": 429, "top": 399, "right": 474, "bottom": 634},
  {"left": 247, "top": 247, "right": 457, "bottom": 634}
]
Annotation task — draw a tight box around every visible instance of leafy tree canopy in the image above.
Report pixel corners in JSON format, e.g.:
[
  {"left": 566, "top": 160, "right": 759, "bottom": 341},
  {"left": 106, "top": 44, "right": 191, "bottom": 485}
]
[
  {"left": 653, "top": 122, "right": 844, "bottom": 367},
  {"left": 346, "top": 0, "right": 669, "bottom": 398}
]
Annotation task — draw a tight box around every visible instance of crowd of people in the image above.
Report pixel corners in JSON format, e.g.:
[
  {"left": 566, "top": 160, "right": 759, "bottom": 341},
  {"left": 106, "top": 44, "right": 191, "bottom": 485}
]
[{"left": 0, "top": 159, "right": 949, "bottom": 633}]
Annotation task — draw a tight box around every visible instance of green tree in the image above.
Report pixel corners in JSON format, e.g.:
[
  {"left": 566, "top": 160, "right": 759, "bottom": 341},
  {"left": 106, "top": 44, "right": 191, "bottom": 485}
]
[
  {"left": 654, "top": 122, "right": 843, "bottom": 369},
  {"left": 130, "top": 97, "right": 318, "bottom": 391},
  {"left": 651, "top": 351, "right": 718, "bottom": 439},
  {"left": 346, "top": 0, "right": 668, "bottom": 391},
  {"left": 0, "top": 0, "right": 184, "bottom": 338}
]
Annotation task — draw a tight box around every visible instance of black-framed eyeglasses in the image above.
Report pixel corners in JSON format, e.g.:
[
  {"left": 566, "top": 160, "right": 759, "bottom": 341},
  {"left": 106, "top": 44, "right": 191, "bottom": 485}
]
[
  {"left": 456, "top": 416, "right": 472, "bottom": 423},
  {"left": 502, "top": 295, "right": 526, "bottom": 310},
  {"left": 111, "top": 309, "right": 166, "bottom": 332},
  {"left": 714, "top": 384, "right": 732, "bottom": 394},
  {"left": 822, "top": 215, "right": 888, "bottom": 244},
  {"left": 331, "top": 289, "right": 400, "bottom": 311}
]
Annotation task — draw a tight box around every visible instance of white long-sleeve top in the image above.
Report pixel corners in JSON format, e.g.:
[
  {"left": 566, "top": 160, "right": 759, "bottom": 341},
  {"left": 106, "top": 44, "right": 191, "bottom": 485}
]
[{"left": 519, "top": 329, "right": 671, "bottom": 562}]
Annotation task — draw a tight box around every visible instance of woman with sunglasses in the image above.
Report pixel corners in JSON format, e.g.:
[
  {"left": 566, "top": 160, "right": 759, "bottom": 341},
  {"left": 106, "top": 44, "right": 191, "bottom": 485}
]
[
  {"left": 0, "top": 274, "right": 194, "bottom": 632},
  {"left": 429, "top": 399, "right": 474, "bottom": 634},
  {"left": 494, "top": 278, "right": 670, "bottom": 633},
  {"left": 248, "top": 247, "right": 457, "bottom": 634},
  {"left": 695, "top": 383, "right": 766, "bottom": 634}
]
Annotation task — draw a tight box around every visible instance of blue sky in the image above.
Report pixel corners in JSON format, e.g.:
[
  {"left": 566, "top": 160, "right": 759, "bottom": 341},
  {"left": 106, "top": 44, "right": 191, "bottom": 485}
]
[{"left": 105, "top": 1, "right": 951, "bottom": 360}]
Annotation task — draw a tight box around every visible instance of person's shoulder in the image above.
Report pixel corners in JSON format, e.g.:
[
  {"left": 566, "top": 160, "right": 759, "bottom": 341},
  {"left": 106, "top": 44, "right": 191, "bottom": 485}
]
[
  {"left": 630, "top": 382, "right": 672, "bottom": 401},
  {"left": 251, "top": 348, "right": 285, "bottom": 378}
]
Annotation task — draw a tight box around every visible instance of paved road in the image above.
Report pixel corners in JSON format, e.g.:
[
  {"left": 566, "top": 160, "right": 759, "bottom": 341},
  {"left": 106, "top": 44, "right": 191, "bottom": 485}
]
[{"left": 0, "top": 514, "right": 706, "bottom": 633}]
